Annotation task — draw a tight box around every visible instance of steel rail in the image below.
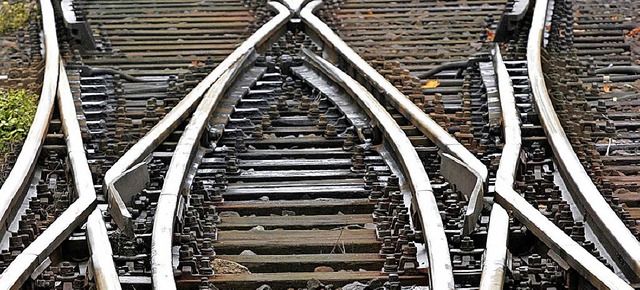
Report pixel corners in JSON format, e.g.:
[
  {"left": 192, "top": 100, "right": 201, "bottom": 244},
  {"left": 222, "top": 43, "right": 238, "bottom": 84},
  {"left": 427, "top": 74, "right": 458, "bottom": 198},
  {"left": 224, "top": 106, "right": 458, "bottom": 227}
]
[
  {"left": 0, "top": 64, "right": 98, "bottom": 290},
  {"left": 301, "top": 2, "right": 632, "bottom": 288},
  {"left": 303, "top": 49, "right": 449, "bottom": 287},
  {"left": 527, "top": 0, "right": 640, "bottom": 279},
  {"left": 0, "top": 0, "right": 59, "bottom": 239},
  {"left": 300, "top": 0, "right": 488, "bottom": 199},
  {"left": 103, "top": 2, "right": 292, "bottom": 236},
  {"left": 58, "top": 66, "right": 121, "bottom": 290},
  {"left": 478, "top": 45, "right": 514, "bottom": 290},
  {"left": 151, "top": 53, "right": 250, "bottom": 289},
  {"left": 484, "top": 41, "right": 631, "bottom": 290},
  {"left": 301, "top": 3, "right": 480, "bottom": 289}
]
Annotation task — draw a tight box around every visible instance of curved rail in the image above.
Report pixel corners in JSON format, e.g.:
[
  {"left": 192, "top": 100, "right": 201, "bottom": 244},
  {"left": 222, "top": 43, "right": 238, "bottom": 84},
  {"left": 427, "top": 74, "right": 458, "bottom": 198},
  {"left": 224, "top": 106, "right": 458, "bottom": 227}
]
[
  {"left": 469, "top": 2, "right": 635, "bottom": 285},
  {"left": 479, "top": 45, "right": 513, "bottom": 289},
  {"left": 304, "top": 49, "right": 451, "bottom": 288},
  {"left": 300, "top": 1, "right": 488, "bottom": 184},
  {"left": 0, "top": 64, "right": 98, "bottom": 289},
  {"left": 300, "top": 2, "right": 483, "bottom": 289},
  {"left": 151, "top": 55, "right": 250, "bottom": 288},
  {"left": 301, "top": 2, "right": 632, "bottom": 288},
  {"left": 58, "top": 66, "right": 121, "bottom": 290},
  {"left": 103, "top": 2, "right": 292, "bottom": 236},
  {"left": 0, "top": 0, "right": 59, "bottom": 238},
  {"left": 527, "top": 0, "right": 640, "bottom": 279},
  {"left": 487, "top": 42, "right": 630, "bottom": 290},
  {"left": 150, "top": 4, "right": 291, "bottom": 287},
  {"left": 299, "top": 2, "right": 488, "bottom": 224}
]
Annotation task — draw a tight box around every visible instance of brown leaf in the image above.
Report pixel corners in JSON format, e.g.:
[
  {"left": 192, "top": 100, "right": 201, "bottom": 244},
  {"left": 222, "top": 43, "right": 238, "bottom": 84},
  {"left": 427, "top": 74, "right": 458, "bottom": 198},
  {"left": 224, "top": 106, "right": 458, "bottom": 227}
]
[
  {"left": 627, "top": 27, "right": 640, "bottom": 38},
  {"left": 421, "top": 79, "right": 440, "bottom": 89},
  {"left": 485, "top": 28, "right": 495, "bottom": 42}
]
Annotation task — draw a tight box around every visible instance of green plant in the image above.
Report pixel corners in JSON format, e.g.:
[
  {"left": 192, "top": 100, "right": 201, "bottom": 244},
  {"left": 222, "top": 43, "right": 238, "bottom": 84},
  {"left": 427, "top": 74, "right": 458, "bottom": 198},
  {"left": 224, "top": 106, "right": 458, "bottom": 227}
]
[
  {"left": 0, "top": 2, "right": 33, "bottom": 35},
  {"left": 0, "top": 89, "right": 37, "bottom": 151}
]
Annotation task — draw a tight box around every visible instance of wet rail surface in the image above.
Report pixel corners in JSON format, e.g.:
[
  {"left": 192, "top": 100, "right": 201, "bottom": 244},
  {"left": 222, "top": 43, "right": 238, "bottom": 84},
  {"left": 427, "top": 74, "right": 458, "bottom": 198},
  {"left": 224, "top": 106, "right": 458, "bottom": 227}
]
[{"left": 0, "top": 0, "right": 639, "bottom": 289}]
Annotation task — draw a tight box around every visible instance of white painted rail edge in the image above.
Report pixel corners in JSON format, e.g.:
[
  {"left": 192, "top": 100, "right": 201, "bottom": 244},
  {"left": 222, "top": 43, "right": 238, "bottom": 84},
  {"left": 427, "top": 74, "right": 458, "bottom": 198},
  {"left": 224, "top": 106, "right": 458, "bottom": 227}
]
[
  {"left": 0, "top": 64, "right": 98, "bottom": 290},
  {"left": 59, "top": 66, "right": 121, "bottom": 290},
  {"left": 103, "top": 2, "right": 292, "bottom": 235},
  {"left": 304, "top": 50, "right": 454, "bottom": 289},
  {"left": 0, "top": 0, "right": 59, "bottom": 238},
  {"left": 527, "top": 0, "right": 640, "bottom": 279},
  {"left": 151, "top": 53, "right": 250, "bottom": 289}
]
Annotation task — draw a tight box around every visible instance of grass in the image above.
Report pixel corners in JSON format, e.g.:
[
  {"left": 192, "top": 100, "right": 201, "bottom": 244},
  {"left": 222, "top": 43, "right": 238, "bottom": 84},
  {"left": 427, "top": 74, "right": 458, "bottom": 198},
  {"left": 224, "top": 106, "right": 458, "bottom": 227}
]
[
  {"left": 0, "top": 1, "right": 33, "bottom": 36},
  {"left": 0, "top": 89, "right": 37, "bottom": 151}
]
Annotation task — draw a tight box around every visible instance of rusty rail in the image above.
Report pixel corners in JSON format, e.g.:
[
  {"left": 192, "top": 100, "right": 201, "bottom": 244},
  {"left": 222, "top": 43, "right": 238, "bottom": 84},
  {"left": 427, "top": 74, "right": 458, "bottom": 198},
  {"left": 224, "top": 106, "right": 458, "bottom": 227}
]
[
  {"left": 478, "top": 45, "right": 513, "bottom": 290},
  {"left": 300, "top": 2, "right": 485, "bottom": 288},
  {"left": 301, "top": 1, "right": 634, "bottom": 288},
  {"left": 478, "top": 9, "right": 633, "bottom": 287},
  {"left": 484, "top": 39, "right": 630, "bottom": 290},
  {"left": 148, "top": 3, "right": 291, "bottom": 288}
]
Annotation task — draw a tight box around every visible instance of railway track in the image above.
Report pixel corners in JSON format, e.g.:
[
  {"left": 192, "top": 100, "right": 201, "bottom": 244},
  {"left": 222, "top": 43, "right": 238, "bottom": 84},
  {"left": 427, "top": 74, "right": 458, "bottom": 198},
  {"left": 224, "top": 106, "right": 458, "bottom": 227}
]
[
  {"left": 317, "top": 0, "right": 638, "bottom": 287},
  {"left": 0, "top": 0, "right": 639, "bottom": 289},
  {"left": 524, "top": 0, "right": 640, "bottom": 283},
  {"left": 545, "top": 0, "right": 640, "bottom": 243}
]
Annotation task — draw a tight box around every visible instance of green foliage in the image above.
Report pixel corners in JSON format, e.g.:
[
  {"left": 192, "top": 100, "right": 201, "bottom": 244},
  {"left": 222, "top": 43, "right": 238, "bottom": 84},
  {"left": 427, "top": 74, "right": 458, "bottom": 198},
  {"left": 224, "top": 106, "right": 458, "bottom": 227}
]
[
  {"left": 0, "top": 2, "right": 32, "bottom": 35},
  {"left": 0, "top": 89, "right": 37, "bottom": 151}
]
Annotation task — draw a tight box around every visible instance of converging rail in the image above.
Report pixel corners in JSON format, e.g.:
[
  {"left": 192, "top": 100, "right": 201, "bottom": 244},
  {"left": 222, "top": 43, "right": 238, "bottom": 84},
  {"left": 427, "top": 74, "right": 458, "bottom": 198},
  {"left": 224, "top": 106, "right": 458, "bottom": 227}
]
[
  {"left": 151, "top": 51, "right": 251, "bottom": 289},
  {"left": 478, "top": 46, "right": 512, "bottom": 290},
  {"left": 301, "top": 3, "right": 466, "bottom": 289},
  {"left": 98, "top": 2, "right": 290, "bottom": 287},
  {"left": 527, "top": 0, "right": 640, "bottom": 280},
  {"left": 57, "top": 66, "right": 120, "bottom": 290},
  {"left": 104, "top": 1, "right": 292, "bottom": 236},
  {"left": 4, "top": 0, "right": 640, "bottom": 288},
  {"left": 152, "top": 1, "right": 445, "bottom": 287},
  {"left": 488, "top": 42, "right": 630, "bottom": 289},
  {"left": 0, "top": 0, "right": 101, "bottom": 288},
  {"left": 304, "top": 49, "right": 438, "bottom": 288},
  {"left": 0, "top": 0, "right": 59, "bottom": 239},
  {"left": 301, "top": 0, "right": 637, "bottom": 288}
]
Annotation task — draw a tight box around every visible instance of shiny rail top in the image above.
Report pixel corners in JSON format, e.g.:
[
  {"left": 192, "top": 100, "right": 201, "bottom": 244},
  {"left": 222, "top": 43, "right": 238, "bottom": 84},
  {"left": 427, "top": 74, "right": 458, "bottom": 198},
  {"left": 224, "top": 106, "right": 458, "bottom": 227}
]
[
  {"left": 526, "top": 0, "right": 640, "bottom": 280},
  {"left": 0, "top": 0, "right": 60, "bottom": 239}
]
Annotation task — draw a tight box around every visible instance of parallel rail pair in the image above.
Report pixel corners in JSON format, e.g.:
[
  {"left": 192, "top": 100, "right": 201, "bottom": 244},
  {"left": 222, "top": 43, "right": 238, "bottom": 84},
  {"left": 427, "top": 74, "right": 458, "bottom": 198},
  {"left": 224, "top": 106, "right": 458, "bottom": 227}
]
[
  {"left": 0, "top": 0, "right": 114, "bottom": 289},
  {"left": 302, "top": 0, "right": 636, "bottom": 288},
  {"left": 0, "top": 0, "right": 637, "bottom": 289}
]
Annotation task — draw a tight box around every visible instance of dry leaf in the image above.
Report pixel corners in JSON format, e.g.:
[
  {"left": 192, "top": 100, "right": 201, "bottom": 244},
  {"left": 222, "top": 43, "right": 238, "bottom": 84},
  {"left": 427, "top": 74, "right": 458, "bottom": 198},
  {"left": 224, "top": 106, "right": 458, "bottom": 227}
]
[
  {"left": 190, "top": 60, "right": 204, "bottom": 67},
  {"left": 603, "top": 84, "right": 611, "bottom": 92},
  {"left": 422, "top": 79, "right": 440, "bottom": 89},
  {"left": 627, "top": 27, "right": 640, "bottom": 38},
  {"left": 485, "top": 28, "right": 495, "bottom": 42}
]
